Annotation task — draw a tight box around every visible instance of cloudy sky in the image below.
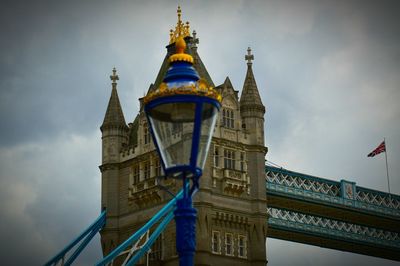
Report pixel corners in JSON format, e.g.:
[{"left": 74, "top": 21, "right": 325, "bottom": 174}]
[{"left": 0, "top": 0, "right": 399, "bottom": 265}]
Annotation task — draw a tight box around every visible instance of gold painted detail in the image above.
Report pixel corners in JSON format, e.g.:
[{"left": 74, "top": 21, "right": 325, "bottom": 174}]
[
  {"left": 169, "top": 37, "right": 193, "bottom": 63},
  {"left": 169, "top": 6, "right": 190, "bottom": 44},
  {"left": 144, "top": 80, "right": 222, "bottom": 104},
  {"left": 169, "top": 53, "right": 193, "bottom": 63}
]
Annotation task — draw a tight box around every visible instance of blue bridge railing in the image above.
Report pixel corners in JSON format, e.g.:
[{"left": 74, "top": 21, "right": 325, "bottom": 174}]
[{"left": 266, "top": 166, "right": 400, "bottom": 218}]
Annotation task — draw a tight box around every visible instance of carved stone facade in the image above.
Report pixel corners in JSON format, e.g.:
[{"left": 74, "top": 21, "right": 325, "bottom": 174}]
[{"left": 100, "top": 36, "right": 267, "bottom": 265}]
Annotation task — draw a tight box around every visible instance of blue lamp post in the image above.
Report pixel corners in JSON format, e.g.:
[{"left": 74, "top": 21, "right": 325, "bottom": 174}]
[{"left": 143, "top": 34, "right": 221, "bottom": 265}]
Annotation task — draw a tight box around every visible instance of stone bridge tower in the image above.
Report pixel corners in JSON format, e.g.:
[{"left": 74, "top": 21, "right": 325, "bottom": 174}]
[{"left": 100, "top": 8, "right": 268, "bottom": 265}]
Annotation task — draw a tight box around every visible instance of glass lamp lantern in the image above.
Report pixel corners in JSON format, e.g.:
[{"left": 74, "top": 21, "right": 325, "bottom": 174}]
[
  {"left": 144, "top": 9, "right": 221, "bottom": 265},
  {"left": 144, "top": 37, "right": 221, "bottom": 188}
]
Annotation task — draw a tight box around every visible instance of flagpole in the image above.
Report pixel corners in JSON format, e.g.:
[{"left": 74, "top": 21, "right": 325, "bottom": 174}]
[{"left": 384, "top": 137, "right": 391, "bottom": 195}]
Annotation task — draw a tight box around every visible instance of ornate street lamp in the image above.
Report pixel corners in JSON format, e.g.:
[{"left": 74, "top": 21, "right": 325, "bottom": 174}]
[{"left": 143, "top": 32, "right": 221, "bottom": 265}]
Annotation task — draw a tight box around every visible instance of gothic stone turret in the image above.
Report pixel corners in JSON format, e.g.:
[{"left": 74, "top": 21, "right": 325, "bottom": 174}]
[
  {"left": 239, "top": 47, "right": 268, "bottom": 263},
  {"left": 100, "top": 68, "right": 129, "bottom": 255}
]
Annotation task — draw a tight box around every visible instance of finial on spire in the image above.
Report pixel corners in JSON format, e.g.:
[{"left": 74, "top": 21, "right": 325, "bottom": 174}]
[
  {"left": 245, "top": 47, "right": 254, "bottom": 66},
  {"left": 110, "top": 67, "right": 119, "bottom": 84},
  {"left": 169, "top": 6, "right": 191, "bottom": 44},
  {"left": 177, "top": 5, "right": 182, "bottom": 22},
  {"left": 192, "top": 30, "right": 199, "bottom": 48}
]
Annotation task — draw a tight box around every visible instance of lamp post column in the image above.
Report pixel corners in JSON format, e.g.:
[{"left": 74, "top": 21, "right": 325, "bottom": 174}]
[{"left": 174, "top": 195, "right": 197, "bottom": 266}]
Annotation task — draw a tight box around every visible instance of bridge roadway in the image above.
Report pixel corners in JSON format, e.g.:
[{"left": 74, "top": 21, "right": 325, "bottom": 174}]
[{"left": 265, "top": 166, "right": 400, "bottom": 261}]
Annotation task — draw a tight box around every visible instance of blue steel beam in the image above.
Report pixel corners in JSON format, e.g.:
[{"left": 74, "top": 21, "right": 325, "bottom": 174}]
[
  {"left": 126, "top": 211, "right": 175, "bottom": 266},
  {"left": 268, "top": 207, "right": 400, "bottom": 250},
  {"left": 266, "top": 166, "right": 400, "bottom": 219},
  {"left": 267, "top": 207, "right": 400, "bottom": 261},
  {"left": 44, "top": 210, "right": 106, "bottom": 266}
]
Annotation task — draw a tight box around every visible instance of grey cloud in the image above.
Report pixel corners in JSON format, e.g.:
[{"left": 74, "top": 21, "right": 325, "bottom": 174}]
[{"left": 0, "top": 132, "right": 102, "bottom": 265}]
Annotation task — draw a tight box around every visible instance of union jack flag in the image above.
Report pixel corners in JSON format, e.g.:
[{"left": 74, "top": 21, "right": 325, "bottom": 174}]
[{"left": 367, "top": 141, "right": 386, "bottom": 157}]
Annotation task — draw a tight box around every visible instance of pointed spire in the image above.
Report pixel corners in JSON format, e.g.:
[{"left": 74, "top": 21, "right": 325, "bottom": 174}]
[
  {"left": 101, "top": 68, "right": 128, "bottom": 131},
  {"left": 240, "top": 47, "right": 264, "bottom": 110}
]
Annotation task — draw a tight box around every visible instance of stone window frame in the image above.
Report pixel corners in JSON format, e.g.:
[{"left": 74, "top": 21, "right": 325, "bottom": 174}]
[
  {"left": 240, "top": 152, "right": 245, "bottom": 172},
  {"left": 143, "top": 122, "right": 151, "bottom": 145},
  {"left": 143, "top": 161, "right": 150, "bottom": 180},
  {"left": 224, "top": 148, "right": 236, "bottom": 170},
  {"left": 225, "top": 232, "right": 234, "bottom": 256},
  {"left": 238, "top": 234, "right": 247, "bottom": 258},
  {"left": 211, "top": 230, "right": 221, "bottom": 254},
  {"left": 154, "top": 157, "right": 161, "bottom": 177},
  {"left": 222, "top": 108, "right": 235, "bottom": 129},
  {"left": 133, "top": 164, "right": 140, "bottom": 184}
]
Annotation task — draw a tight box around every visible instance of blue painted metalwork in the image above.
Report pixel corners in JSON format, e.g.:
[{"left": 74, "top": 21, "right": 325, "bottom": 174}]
[
  {"left": 266, "top": 166, "right": 339, "bottom": 187},
  {"left": 266, "top": 166, "right": 400, "bottom": 217},
  {"left": 95, "top": 185, "right": 188, "bottom": 266},
  {"left": 175, "top": 191, "right": 197, "bottom": 265},
  {"left": 190, "top": 103, "right": 203, "bottom": 169},
  {"left": 268, "top": 207, "right": 400, "bottom": 250},
  {"left": 127, "top": 211, "right": 175, "bottom": 266},
  {"left": 340, "top": 179, "right": 356, "bottom": 200},
  {"left": 163, "top": 61, "right": 200, "bottom": 83},
  {"left": 44, "top": 210, "right": 106, "bottom": 266}
]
